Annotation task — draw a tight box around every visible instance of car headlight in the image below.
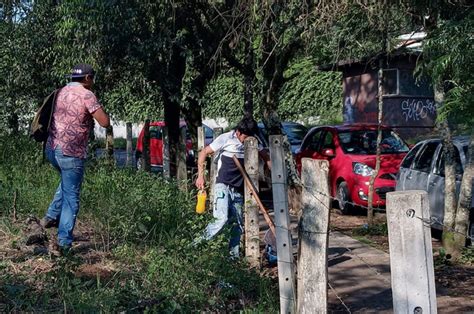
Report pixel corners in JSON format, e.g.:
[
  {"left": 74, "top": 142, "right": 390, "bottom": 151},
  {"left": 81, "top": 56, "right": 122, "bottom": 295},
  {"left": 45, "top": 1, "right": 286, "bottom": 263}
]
[{"left": 353, "top": 162, "right": 374, "bottom": 177}]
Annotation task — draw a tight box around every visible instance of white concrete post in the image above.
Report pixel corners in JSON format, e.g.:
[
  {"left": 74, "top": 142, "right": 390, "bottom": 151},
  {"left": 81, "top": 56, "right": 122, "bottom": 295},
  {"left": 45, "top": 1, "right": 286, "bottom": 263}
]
[
  {"left": 269, "top": 135, "right": 296, "bottom": 314},
  {"left": 244, "top": 136, "right": 260, "bottom": 268},
  {"left": 197, "top": 126, "right": 205, "bottom": 151},
  {"left": 297, "top": 158, "right": 330, "bottom": 313},
  {"left": 386, "top": 190, "right": 437, "bottom": 314}
]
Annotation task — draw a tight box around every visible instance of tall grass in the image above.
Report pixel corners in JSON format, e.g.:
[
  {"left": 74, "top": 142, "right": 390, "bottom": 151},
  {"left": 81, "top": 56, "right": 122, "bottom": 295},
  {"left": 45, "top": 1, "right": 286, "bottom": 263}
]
[{"left": 0, "top": 135, "right": 279, "bottom": 312}]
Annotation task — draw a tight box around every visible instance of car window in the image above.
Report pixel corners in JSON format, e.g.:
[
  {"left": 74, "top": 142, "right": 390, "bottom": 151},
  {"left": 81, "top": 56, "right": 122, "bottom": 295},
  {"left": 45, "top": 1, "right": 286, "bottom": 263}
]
[
  {"left": 303, "top": 129, "right": 323, "bottom": 151},
  {"left": 413, "top": 142, "right": 439, "bottom": 173},
  {"left": 149, "top": 126, "right": 162, "bottom": 140},
  {"left": 436, "top": 145, "right": 464, "bottom": 177},
  {"left": 338, "top": 129, "right": 409, "bottom": 155},
  {"left": 283, "top": 124, "right": 308, "bottom": 145},
  {"left": 203, "top": 125, "right": 214, "bottom": 139},
  {"left": 401, "top": 143, "right": 422, "bottom": 168},
  {"left": 321, "top": 131, "right": 335, "bottom": 151}
]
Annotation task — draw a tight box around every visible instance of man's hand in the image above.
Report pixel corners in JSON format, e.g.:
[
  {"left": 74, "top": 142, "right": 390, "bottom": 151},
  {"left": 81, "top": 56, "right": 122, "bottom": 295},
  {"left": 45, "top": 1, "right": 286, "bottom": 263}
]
[
  {"left": 195, "top": 175, "right": 205, "bottom": 190},
  {"left": 195, "top": 145, "right": 214, "bottom": 190}
]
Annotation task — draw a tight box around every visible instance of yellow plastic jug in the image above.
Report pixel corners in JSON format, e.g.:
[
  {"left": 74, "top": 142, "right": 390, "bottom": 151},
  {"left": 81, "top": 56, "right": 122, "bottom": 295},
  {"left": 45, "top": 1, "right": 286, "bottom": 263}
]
[{"left": 196, "top": 190, "right": 207, "bottom": 214}]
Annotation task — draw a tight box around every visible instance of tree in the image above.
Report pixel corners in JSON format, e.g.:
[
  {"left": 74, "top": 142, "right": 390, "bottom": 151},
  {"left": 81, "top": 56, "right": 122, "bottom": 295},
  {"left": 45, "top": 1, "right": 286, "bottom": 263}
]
[{"left": 411, "top": 1, "right": 473, "bottom": 257}]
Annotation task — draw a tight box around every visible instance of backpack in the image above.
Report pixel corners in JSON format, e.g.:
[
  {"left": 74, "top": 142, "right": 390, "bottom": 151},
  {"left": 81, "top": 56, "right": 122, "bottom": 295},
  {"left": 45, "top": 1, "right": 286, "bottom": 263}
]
[{"left": 30, "top": 89, "right": 61, "bottom": 142}]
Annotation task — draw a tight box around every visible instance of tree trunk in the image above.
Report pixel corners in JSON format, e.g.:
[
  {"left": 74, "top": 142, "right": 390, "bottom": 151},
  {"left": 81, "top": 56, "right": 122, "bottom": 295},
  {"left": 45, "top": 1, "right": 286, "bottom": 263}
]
[
  {"left": 163, "top": 97, "right": 181, "bottom": 177},
  {"left": 126, "top": 122, "right": 133, "bottom": 167},
  {"left": 143, "top": 119, "right": 151, "bottom": 172},
  {"left": 436, "top": 85, "right": 458, "bottom": 254},
  {"left": 452, "top": 133, "right": 474, "bottom": 257},
  {"left": 367, "top": 60, "right": 384, "bottom": 225},
  {"left": 243, "top": 39, "right": 254, "bottom": 119},
  {"left": 105, "top": 125, "right": 114, "bottom": 163}
]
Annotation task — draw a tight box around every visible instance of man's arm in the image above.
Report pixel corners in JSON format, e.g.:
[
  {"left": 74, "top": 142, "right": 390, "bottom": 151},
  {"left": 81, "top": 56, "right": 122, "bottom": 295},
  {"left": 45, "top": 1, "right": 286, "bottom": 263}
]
[
  {"left": 259, "top": 149, "right": 272, "bottom": 170},
  {"left": 195, "top": 145, "right": 215, "bottom": 190},
  {"left": 92, "top": 108, "right": 110, "bottom": 128}
]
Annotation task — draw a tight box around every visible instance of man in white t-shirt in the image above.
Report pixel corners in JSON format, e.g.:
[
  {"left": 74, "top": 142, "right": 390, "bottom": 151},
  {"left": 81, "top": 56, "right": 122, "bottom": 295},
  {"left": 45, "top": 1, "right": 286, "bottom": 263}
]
[{"left": 195, "top": 117, "right": 270, "bottom": 258}]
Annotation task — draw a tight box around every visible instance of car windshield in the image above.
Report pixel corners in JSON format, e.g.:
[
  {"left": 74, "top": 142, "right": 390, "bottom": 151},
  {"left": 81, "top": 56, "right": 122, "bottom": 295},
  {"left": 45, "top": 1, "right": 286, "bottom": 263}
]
[
  {"left": 258, "top": 123, "right": 307, "bottom": 146},
  {"left": 338, "top": 129, "right": 409, "bottom": 155},
  {"left": 283, "top": 124, "right": 308, "bottom": 145}
]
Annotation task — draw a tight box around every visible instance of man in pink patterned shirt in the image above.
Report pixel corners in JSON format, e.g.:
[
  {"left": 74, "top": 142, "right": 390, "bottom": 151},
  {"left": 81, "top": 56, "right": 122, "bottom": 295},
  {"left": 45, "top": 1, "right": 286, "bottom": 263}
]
[{"left": 41, "top": 64, "right": 110, "bottom": 254}]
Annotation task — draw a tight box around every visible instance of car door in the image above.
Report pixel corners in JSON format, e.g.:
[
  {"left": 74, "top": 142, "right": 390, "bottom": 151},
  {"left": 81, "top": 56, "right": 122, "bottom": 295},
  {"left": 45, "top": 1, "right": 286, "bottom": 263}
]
[
  {"left": 396, "top": 142, "right": 423, "bottom": 190},
  {"left": 295, "top": 128, "right": 324, "bottom": 173},
  {"left": 404, "top": 141, "right": 439, "bottom": 191},
  {"left": 429, "top": 144, "right": 464, "bottom": 224},
  {"left": 318, "top": 129, "right": 337, "bottom": 187}
]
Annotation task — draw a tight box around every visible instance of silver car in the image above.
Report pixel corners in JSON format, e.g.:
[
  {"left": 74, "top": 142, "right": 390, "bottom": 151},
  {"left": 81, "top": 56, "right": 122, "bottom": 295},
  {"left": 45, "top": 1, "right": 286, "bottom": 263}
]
[{"left": 396, "top": 136, "right": 473, "bottom": 239}]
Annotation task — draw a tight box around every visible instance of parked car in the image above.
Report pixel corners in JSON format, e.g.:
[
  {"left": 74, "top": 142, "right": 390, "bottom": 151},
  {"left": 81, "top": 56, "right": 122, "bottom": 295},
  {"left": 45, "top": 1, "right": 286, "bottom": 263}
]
[
  {"left": 295, "top": 124, "right": 409, "bottom": 213},
  {"left": 396, "top": 136, "right": 473, "bottom": 239},
  {"left": 257, "top": 121, "right": 308, "bottom": 154},
  {"left": 135, "top": 121, "right": 213, "bottom": 169}
]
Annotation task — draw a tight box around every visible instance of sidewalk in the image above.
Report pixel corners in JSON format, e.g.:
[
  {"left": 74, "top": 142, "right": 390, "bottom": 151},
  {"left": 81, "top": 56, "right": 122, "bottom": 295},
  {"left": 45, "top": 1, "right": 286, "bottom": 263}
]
[
  {"left": 326, "top": 231, "right": 474, "bottom": 313},
  {"left": 327, "top": 231, "right": 392, "bottom": 312}
]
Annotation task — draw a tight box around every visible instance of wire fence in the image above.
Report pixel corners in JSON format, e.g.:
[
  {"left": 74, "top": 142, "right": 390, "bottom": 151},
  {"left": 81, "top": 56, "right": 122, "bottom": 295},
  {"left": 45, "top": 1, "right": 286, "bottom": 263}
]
[{"left": 299, "top": 181, "right": 474, "bottom": 242}]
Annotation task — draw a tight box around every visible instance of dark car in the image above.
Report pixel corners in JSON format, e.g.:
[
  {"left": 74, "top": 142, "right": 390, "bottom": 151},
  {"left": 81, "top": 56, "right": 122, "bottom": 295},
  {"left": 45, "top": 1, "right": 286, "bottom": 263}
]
[
  {"left": 295, "top": 124, "right": 409, "bottom": 213},
  {"left": 257, "top": 121, "right": 308, "bottom": 154},
  {"left": 396, "top": 136, "right": 473, "bottom": 239}
]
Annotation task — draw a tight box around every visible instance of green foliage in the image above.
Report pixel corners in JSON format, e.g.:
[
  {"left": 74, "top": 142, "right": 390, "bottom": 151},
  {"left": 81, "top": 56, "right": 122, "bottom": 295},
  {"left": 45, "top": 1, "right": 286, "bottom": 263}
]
[
  {"left": 0, "top": 135, "right": 279, "bottom": 312},
  {"left": 417, "top": 9, "right": 474, "bottom": 125},
  {"left": 202, "top": 72, "right": 247, "bottom": 125},
  {"left": 307, "top": 3, "right": 413, "bottom": 65},
  {"left": 0, "top": 136, "right": 56, "bottom": 218},
  {"left": 278, "top": 58, "right": 342, "bottom": 124},
  {"left": 202, "top": 58, "right": 342, "bottom": 125}
]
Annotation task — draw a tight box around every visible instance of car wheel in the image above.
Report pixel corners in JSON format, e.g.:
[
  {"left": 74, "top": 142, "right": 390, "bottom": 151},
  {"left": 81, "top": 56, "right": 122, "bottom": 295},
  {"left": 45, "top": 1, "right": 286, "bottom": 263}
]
[
  {"left": 337, "top": 181, "right": 352, "bottom": 215},
  {"left": 135, "top": 151, "right": 143, "bottom": 170}
]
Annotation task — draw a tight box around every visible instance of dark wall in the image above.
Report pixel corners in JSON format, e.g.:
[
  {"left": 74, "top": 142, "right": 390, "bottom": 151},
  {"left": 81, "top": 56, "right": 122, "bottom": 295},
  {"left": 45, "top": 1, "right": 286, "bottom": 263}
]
[{"left": 341, "top": 59, "right": 435, "bottom": 140}]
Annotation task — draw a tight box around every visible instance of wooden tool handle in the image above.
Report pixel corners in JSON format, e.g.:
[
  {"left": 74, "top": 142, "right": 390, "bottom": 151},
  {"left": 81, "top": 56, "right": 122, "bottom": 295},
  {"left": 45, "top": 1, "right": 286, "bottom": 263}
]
[{"left": 232, "top": 155, "right": 276, "bottom": 236}]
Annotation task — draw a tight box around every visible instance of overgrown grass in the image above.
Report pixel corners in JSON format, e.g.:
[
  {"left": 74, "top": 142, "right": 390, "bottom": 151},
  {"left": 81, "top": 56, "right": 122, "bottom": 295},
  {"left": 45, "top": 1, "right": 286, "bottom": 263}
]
[
  {"left": 352, "top": 223, "right": 388, "bottom": 236},
  {"left": 0, "top": 135, "right": 279, "bottom": 312},
  {"left": 92, "top": 137, "right": 138, "bottom": 150}
]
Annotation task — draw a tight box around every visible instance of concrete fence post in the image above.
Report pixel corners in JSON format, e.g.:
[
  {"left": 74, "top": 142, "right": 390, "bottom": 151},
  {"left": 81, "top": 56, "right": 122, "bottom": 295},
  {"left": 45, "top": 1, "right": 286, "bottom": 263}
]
[
  {"left": 269, "top": 135, "right": 296, "bottom": 314},
  {"left": 297, "top": 158, "right": 330, "bottom": 313},
  {"left": 386, "top": 190, "right": 437, "bottom": 314},
  {"left": 197, "top": 126, "right": 205, "bottom": 151},
  {"left": 244, "top": 136, "right": 260, "bottom": 268}
]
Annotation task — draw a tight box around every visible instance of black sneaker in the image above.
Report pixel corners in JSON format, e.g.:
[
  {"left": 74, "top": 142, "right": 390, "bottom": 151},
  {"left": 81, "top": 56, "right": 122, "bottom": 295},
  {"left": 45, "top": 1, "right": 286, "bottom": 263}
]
[{"left": 40, "top": 217, "right": 59, "bottom": 229}]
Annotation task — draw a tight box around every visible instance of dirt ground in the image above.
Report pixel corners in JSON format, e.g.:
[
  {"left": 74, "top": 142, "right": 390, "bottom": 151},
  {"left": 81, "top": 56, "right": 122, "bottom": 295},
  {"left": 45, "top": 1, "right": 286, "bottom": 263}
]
[
  {"left": 2, "top": 212, "right": 473, "bottom": 311},
  {"left": 329, "top": 209, "right": 474, "bottom": 308}
]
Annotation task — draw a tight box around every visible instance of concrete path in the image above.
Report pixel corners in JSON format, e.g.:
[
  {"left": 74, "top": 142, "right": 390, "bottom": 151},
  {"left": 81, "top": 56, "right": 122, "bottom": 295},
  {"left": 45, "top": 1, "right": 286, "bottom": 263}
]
[
  {"left": 327, "top": 231, "right": 392, "bottom": 313},
  {"left": 323, "top": 231, "right": 473, "bottom": 313}
]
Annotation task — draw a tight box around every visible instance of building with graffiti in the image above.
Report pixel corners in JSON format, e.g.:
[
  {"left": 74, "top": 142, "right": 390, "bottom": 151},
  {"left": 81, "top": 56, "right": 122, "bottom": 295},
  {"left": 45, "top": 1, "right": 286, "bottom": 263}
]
[{"left": 321, "top": 41, "right": 436, "bottom": 139}]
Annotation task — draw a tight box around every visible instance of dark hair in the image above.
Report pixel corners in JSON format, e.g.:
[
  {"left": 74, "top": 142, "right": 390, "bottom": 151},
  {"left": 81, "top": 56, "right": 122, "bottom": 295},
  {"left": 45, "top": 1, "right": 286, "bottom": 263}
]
[
  {"left": 235, "top": 116, "right": 258, "bottom": 136},
  {"left": 71, "top": 76, "right": 85, "bottom": 83}
]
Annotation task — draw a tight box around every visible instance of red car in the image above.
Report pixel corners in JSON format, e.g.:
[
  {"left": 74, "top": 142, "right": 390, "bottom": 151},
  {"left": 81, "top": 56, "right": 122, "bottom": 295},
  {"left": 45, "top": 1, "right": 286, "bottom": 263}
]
[
  {"left": 295, "top": 124, "right": 409, "bottom": 213},
  {"left": 135, "top": 121, "right": 213, "bottom": 169}
]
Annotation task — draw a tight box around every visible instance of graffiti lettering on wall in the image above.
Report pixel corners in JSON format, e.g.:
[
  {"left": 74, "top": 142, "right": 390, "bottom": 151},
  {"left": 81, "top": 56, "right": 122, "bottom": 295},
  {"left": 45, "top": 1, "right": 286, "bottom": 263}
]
[{"left": 401, "top": 99, "right": 436, "bottom": 122}]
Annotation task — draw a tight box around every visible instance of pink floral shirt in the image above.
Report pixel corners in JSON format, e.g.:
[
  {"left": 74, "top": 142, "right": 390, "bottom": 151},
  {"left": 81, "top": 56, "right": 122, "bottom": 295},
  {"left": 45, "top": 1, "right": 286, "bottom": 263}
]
[{"left": 47, "top": 83, "right": 102, "bottom": 158}]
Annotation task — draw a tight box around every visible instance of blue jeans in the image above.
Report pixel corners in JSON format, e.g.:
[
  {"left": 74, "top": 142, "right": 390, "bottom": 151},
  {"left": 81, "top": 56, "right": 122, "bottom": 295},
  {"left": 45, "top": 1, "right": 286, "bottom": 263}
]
[
  {"left": 46, "top": 146, "right": 85, "bottom": 248},
  {"left": 202, "top": 183, "right": 244, "bottom": 257}
]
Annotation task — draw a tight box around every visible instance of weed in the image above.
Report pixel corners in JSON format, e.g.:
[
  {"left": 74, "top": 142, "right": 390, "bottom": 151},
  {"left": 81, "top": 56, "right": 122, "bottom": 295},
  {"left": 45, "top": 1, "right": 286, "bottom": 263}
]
[
  {"left": 0, "top": 135, "right": 279, "bottom": 312},
  {"left": 352, "top": 223, "right": 388, "bottom": 236}
]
